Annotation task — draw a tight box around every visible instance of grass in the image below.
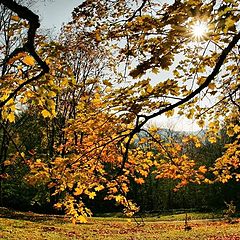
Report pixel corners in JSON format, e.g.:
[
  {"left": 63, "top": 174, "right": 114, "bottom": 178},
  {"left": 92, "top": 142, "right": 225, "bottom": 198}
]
[{"left": 1, "top": 208, "right": 240, "bottom": 239}]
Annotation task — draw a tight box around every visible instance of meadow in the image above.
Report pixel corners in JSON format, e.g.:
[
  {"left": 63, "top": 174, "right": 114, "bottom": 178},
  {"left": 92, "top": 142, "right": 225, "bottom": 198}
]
[{"left": 1, "top": 208, "right": 240, "bottom": 239}]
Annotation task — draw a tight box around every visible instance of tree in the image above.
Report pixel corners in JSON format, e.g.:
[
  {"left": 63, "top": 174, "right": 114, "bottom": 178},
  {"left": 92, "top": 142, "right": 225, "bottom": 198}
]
[
  {"left": 0, "top": 0, "right": 239, "bottom": 222},
  {"left": 70, "top": 0, "right": 239, "bottom": 181}
]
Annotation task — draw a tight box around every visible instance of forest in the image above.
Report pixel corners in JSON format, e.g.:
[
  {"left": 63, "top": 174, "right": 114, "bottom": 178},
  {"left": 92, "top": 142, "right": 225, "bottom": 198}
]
[{"left": 0, "top": 0, "right": 239, "bottom": 227}]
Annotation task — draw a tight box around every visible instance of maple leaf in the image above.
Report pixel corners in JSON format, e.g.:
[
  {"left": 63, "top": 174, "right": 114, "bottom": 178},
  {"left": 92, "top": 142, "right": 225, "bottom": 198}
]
[
  {"left": 41, "top": 109, "right": 51, "bottom": 118},
  {"left": 7, "top": 112, "right": 15, "bottom": 122},
  {"left": 11, "top": 15, "right": 20, "bottom": 21},
  {"left": 115, "top": 195, "right": 123, "bottom": 202},
  {"left": 88, "top": 192, "right": 96, "bottom": 199},
  {"left": 94, "top": 185, "right": 104, "bottom": 191},
  {"left": 135, "top": 178, "right": 145, "bottom": 184},
  {"left": 74, "top": 187, "right": 83, "bottom": 196},
  {"left": 78, "top": 215, "right": 87, "bottom": 223},
  {"left": 198, "top": 166, "right": 207, "bottom": 174},
  {"left": 23, "top": 55, "right": 35, "bottom": 66},
  {"left": 208, "top": 83, "right": 216, "bottom": 90}
]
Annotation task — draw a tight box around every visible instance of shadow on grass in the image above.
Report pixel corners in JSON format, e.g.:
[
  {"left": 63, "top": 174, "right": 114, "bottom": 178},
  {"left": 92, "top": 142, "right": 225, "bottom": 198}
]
[{"left": 0, "top": 207, "right": 66, "bottom": 223}]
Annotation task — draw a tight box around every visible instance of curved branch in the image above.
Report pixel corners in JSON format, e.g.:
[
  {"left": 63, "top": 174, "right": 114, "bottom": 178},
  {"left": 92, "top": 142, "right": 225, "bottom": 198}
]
[
  {"left": 0, "top": 0, "right": 49, "bottom": 107},
  {"left": 147, "top": 31, "right": 240, "bottom": 122},
  {"left": 0, "top": 0, "right": 49, "bottom": 71},
  {"left": 0, "top": 70, "right": 46, "bottom": 108},
  {"left": 118, "top": 31, "right": 240, "bottom": 176}
]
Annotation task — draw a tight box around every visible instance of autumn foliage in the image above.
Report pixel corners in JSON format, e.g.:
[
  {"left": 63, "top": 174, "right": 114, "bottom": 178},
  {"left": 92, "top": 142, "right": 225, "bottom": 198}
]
[{"left": 0, "top": 0, "right": 239, "bottom": 222}]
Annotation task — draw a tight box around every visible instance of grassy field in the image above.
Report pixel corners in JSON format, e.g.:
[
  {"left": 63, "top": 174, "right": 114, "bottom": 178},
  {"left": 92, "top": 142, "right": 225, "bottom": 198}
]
[{"left": 1, "top": 208, "right": 240, "bottom": 239}]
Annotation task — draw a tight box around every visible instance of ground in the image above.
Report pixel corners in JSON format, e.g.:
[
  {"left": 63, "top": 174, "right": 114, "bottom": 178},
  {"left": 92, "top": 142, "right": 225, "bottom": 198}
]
[{"left": 0, "top": 208, "right": 240, "bottom": 239}]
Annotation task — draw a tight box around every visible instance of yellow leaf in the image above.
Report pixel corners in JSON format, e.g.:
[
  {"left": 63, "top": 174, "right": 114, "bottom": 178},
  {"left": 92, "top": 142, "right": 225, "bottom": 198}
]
[
  {"left": 54, "top": 203, "right": 62, "bottom": 209},
  {"left": 105, "top": 87, "right": 111, "bottom": 93},
  {"left": 223, "top": 16, "right": 235, "bottom": 33},
  {"left": 72, "top": 218, "right": 76, "bottom": 224},
  {"left": 208, "top": 83, "right": 216, "bottom": 90},
  {"left": 165, "top": 109, "right": 174, "bottom": 117},
  {"left": 195, "top": 141, "right": 201, "bottom": 148},
  {"left": 186, "top": 108, "right": 195, "bottom": 119},
  {"left": 209, "top": 137, "right": 217, "bottom": 143},
  {"left": 227, "top": 128, "right": 235, "bottom": 137},
  {"left": 11, "top": 15, "right": 20, "bottom": 21},
  {"left": 95, "top": 29, "right": 101, "bottom": 42},
  {"left": 4, "top": 160, "right": 11, "bottom": 166},
  {"left": 135, "top": 178, "right": 145, "bottom": 184},
  {"left": 88, "top": 192, "right": 96, "bottom": 199},
  {"left": 146, "top": 84, "right": 153, "bottom": 93},
  {"left": 198, "top": 166, "right": 207, "bottom": 174},
  {"left": 94, "top": 185, "right": 104, "bottom": 192},
  {"left": 41, "top": 109, "right": 51, "bottom": 118},
  {"left": 115, "top": 195, "right": 123, "bottom": 202},
  {"left": 152, "top": 68, "right": 159, "bottom": 74},
  {"left": 78, "top": 215, "right": 87, "bottom": 223},
  {"left": 233, "top": 125, "right": 240, "bottom": 134},
  {"left": 74, "top": 187, "right": 83, "bottom": 196},
  {"left": 61, "top": 78, "right": 69, "bottom": 87},
  {"left": 103, "top": 80, "right": 112, "bottom": 87},
  {"left": 23, "top": 55, "right": 35, "bottom": 66},
  {"left": 147, "top": 152, "right": 153, "bottom": 158},
  {"left": 208, "top": 122, "right": 216, "bottom": 129},
  {"left": 48, "top": 91, "right": 57, "bottom": 98},
  {"left": 7, "top": 112, "right": 15, "bottom": 123},
  {"left": 197, "top": 119, "right": 205, "bottom": 128},
  {"left": 197, "top": 77, "right": 206, "bottom": 85}
]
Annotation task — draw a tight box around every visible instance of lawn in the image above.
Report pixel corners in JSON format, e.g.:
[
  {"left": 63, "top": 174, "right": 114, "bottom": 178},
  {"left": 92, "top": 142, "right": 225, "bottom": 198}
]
[{"left": 0, "top": 208, "right": 240, "bottom": 239}]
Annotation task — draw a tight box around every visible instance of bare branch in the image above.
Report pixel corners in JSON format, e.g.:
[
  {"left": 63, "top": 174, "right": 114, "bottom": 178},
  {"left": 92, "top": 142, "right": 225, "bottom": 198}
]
[{"left": 127, "top": 0, "right": 148, "bottom": 22}]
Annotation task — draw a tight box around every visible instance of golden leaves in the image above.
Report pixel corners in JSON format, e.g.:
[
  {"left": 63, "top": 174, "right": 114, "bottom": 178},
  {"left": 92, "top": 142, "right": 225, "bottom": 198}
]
[
  {"left": 88, "top": 192, "right": 96, "bottom": 199},
  {"left": 3, "top": 160, "right": 12, "bottom": 166},
  {"left": 7, "top": 112, "right": 15, "bottom": 123},
  {"left": 223, "top": 16, "right": 235, "bottom": 33},
  {"left": 1, "top": 99, "right": 16, "bottom": 122},
  {"left": 74, "top": 187, "right": 83, "bottom": 196},
  {"left": 134, "top": 178, "right": 145, "bottom": 184},
  {"left": 78, "top": 215, "right": 87, "bottom": 223},
  {"left": 115, "top": 195, "right": 124, "bottom": 203},
  {"left": 41, "top": 109, "right": 52, "bottom": 118},
  {"left": 54, "top": 203, "right": 63, "bottom": 209},
  {"left": 95, "top": 29, "right": 101, "bottom": 42},
  {"left": 165, "top": 109, "right": 174, "bottom": 117},
  {"left": 208, "top": 136, "right": 217, "bottom": 143},
  {"left": 198, "top": 166, "right": 207, "bottom": 174},
  {"left": 94, "top": 185, "right": 104, "bottom": 191},
  {"left": 23, "top": 55, "right": 35, "bottom": 66},
  {"left": 11, "top": 15, "right": 20, "bottom": 21},
  {"left": 19, "top": 0, "right": 240, "bottom": 225},
  {"left": 208, "top": 83, "right": 216, "bottom": 90},
  {"left": 152, "top": 68, "right": 159, "bottom": 74},
  {"left": 197, "top": 119, "right": 205, "bottom": 128}
]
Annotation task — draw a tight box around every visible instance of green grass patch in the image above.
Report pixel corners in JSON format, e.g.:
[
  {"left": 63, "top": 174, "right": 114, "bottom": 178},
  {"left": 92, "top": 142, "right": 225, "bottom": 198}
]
[{"left": 96, "top": 211, "right": 224, "bottom": 221}]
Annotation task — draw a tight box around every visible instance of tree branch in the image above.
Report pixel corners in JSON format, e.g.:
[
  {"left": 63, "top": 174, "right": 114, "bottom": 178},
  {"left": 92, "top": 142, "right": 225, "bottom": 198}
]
[
  {"left": 127, "top": 0, "right": 148, "bottom": 22},
  {"left": 0, "top": 0, "right": 49, "bottom": 107},
  {"left": 118, "top": 31, "right": 240, "bottom": 176}
]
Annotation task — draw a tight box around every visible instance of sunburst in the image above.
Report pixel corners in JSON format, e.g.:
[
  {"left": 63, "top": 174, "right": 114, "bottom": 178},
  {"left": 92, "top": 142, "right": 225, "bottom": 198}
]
[{"left": 191, "top": 21, "right": 208, "bottom": 40}]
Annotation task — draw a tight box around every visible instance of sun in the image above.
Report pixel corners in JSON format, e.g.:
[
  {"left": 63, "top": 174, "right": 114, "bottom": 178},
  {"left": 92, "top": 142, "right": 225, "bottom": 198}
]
[{"left": 191, "top": 21, "right": 208, "bottom": 40}]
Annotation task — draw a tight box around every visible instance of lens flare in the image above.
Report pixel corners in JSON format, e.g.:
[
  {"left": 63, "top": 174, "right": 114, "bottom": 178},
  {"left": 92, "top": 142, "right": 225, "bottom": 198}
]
[{"left": 191, "top": 21, "right": 208, "bottom": 40}]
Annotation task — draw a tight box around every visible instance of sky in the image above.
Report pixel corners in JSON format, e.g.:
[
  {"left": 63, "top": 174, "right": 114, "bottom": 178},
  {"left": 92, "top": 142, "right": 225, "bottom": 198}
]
[
  {"left": 30, "top": 0, "right": 202, "bottom": 132},
  {"left": 31, "top": 0, "right": 82, "bottom": 31}
]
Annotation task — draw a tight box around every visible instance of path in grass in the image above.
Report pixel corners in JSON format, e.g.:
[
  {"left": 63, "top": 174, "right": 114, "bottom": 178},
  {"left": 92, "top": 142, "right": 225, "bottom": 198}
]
[{"left": 0, "top": 208, "right": 240, "bottom": 239}]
